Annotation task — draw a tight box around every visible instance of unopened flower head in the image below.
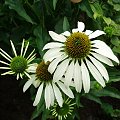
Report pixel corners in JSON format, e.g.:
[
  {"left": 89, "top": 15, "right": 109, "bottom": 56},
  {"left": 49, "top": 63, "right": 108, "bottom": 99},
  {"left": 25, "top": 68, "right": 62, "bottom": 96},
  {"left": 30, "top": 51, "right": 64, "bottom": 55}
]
[
  {"left": 0, "top": 39, "right": 36, "bottom": 80},
  {"left": 51, "top": 98, "right": 75, "bottom": 120},
  {"left": 23, "top": 61, "right": 74, "bottom": 109},
  {"left": 43, "top": 21, "right": 119, "bottom": 93}
]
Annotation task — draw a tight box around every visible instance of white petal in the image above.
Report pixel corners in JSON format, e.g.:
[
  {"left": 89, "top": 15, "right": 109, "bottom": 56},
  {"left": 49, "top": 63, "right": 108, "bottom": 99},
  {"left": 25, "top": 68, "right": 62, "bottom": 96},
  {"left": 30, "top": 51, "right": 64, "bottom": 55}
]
[
  {"left": 17, "top": 74, "right": 19, "bottom": 80},
  {"left": 49, "top": 83, "right": 55, "bottom": 106},
  {"left": 24, "top": 71, "right": 31, "bottom": 79},
  {"left": 81, "top": 60, "right": 90, "bottom": 93},
  {"left": 92, "top": 40, "right": 119, "bottom": 63},
  {"left": 85, "top": 59, "right": 105, "bottom": 87},
  {"left": 33, "top": 80, "right": 41, "bottom": 88},
  {"left": 0, "top": 51, "right": 11, "bottom": 61},
  {"left": 26, "top": 49, "right": 35, "bottom": 60},
  {"left": 64, "top": 60, "right": 74, "bottom": 87},
  {"left": 27, "top": 63, "right": 37, "bottom": 73},
  {"left": 20, "top": 39, "right": 25, "bottom": 56},
  {"left": 78, "top": 21, "right": 85, "bottom": 32},
  {"left": 89, "top": 56, "right": 109, "bottom": 81},
  {"left": 53, "top": 58, "right": 70, "bottom": 82},
  {"left": 10, "top": 40, "right": 17, "bottom": 56},
  {"left": 0, "top": 48, "right": 12, "bottom": 60},
  {"left": 43, "top": 48, "right": 63, "bottom": 62},
  {"left": 23, "top": 77, "right": 34, "bottom": 92},
  {"left": 48, "top": 54, "right": 67, "bottom": 74},
  {"left": 0, "top": 67, "right": 11, "bottom": 69},
  {"left": 45, "top": 84, "right": 51, "bottom": 109},
  {"left": 33, "top": 83, "right": 44, "bottom": 106},
  {"left": 89, "top": 30, "right": 105, "bottom": 39},
  {"left": 91, "top": 52, "right": 114, "bottom": 66},
  {"left": 72, "top": 28, "right": 79, "bottom": 33},
  {"left": 23, "top": 41, "right": 29, "bottom": 57},
  {"left": 52, "top": 83, "right": 63, "bottom": 107},
  {"left": 57, "top": 81, "right": 74, "bottom": 98},
  {"left": 74, "top": 60, "right": 82, "bottom": 92},
  {"left": 85, "top": 30, "right": 93, "bottom": 35},
  {"left": 43, "top": 42, "right": 64, "bottom": 50},
  {"left": 62, "top": 31, "right": 71, "bottom": 36},
  {"left": 49, "top": 31, "right": 66, "bottom": 42},
  {"left": 1, "top": 71, "right": 14, "bottom": 75}
]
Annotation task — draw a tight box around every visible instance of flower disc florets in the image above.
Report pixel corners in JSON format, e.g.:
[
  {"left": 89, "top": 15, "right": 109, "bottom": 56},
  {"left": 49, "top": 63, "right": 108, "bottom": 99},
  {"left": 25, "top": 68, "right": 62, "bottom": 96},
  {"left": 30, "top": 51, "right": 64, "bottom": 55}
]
[
  {"left": 10, "top": 56, "right": 27, "bottom": 73},
  {"left": 65, "top": 32, "right": 91, "bottom": 59},
  {"left": 36, "top": 61, "right": 53, "bottom": 82}
]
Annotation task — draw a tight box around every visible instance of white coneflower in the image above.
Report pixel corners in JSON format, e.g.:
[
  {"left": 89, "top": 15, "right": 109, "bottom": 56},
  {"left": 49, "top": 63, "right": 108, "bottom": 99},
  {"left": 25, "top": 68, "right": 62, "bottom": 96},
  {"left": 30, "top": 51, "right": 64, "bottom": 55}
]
[
  {"left": 23, "top": 61, "right": 74, "bottom": 109},
  {"left": 43, "top": 21, "right": 119, "bottom": 93},
  {"left": 51, "top": 98, "right": 75, "bottom": 120},
  {"left": 0, "top": 39, "right": 36, "bottom": 80}
]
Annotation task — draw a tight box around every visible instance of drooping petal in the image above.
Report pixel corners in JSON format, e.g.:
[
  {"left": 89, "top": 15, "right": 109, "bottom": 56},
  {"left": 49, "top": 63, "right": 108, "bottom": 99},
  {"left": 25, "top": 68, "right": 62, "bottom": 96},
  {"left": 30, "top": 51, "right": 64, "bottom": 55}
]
[
  {"left": 33, "top": 82, "right": 44, "bottom": 106},
  {"left": 78, "top": 21, "right": 85, "bottom": 32},
  {"left": 43, "top": 48, "right": 63, "bottom": 62},
  {"left": 33, "top": 80, "right": 41, "bottom": 88},
  {"left": 49, "top": 31, "right": 66, "bottom": 42},
  {"left": 27, "top": 63, "right": 37, "bottom": 73},
  {"left": 92, "top": 40, "right": 119, "bottom": 63},
  {"left": 45, "top": 84, "right": 51, "bottom": 109},
  {"left": 23, "top": 77, "right": 35, "bottom": 92},
  {"left": 24, "top": 71, "right": 31, "bottom": 79},
  {"left": 85, "top": 30, "right": 93, "bottom": 35},
  {"left": 52, "top": 83, "right": 63, "bottom": 107},
  {"left": 91, "top": 52, "right": 114, "bottom": 66},
  {"left": 64, "top": 60, "right": 74, "bottom": 87},
  {"left": 49, "top": 83, "right": 55, "bottom": 106},
  {"left": 85, "top": 59, "right": 105, "bottom": 87},
  {"left": 48, "top": 54, "right": 67, "bottom": 74},
  {"left": 43, "top": 42, "right": 64, "bottom": 50},
  {"left": 10, "top": 40, "right": 17, "bottom": 56},
  {"left": 89, "top": 30, "right": 105, "bottom": 39},
  {"left": 89, "top": 56, "right": 109, "bottom": 81},
  {"left": 81, "top": 60, "right": 90, "bottom": 93},
  {"left": 74, "top": 60, "right": 82, "bottom": 93},
  {"left": 62, "top": 31, "right": 71, "bottom": 36},
  {"left": 53, "top": 58, "right": 70, "bottom": 82},
  {"left": 57, "top": 81, "right": 74, "bottom": 98}
]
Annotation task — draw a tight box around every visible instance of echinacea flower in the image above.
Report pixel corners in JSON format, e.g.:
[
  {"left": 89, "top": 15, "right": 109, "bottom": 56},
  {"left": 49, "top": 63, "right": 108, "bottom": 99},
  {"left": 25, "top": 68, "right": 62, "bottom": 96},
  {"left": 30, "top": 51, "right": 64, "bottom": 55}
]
[
  {"left": 51, "top": 98, "right": 75, "bottom": 120},
  {"left": 23, "top": 61, "right": 74, "bottom": 109},
  {"left": 0, "top": 39, "right": 36, "bottom": 79},
  {"left": 43, "top": 21, "right": 119, "bottom": 93}
]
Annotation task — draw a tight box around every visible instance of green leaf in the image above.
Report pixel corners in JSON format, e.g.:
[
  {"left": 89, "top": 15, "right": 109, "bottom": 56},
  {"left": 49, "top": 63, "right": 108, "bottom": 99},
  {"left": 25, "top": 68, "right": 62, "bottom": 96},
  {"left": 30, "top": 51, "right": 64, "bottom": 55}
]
[
  {"left": 90, "top": 1, "right": 103, "bottom": 19},
  {"left": 53, "top": 0, "right": 58, "bottom": 10},
  {"left": 79, "top": 0, "right": 93, "bottom": 18},
  {"left": 103, "top": 17, "right": 112, "bottom": 25},
  {"left": 5, "top": 0, "right": 35, "bottom": 24},
  {"left": 101, "top": 102, "right": 113, "bottom": 115},
  {"left": 63, "top": 16, "right": 70, "bottom": 32},
  {"left": 33, "top": 25, "right": 50, "bottom": 57},
  {"left": 85, "top": 93, "right": 102, "bottom": 105},
  {"left": 91, "top": 87, "right": 120, "bottom": 99}
]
